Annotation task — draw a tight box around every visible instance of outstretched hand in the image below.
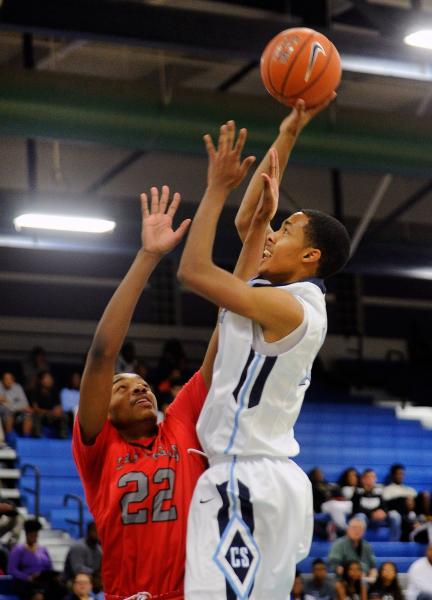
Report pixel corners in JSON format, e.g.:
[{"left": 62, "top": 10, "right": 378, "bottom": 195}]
[
  {"left": 258, "top": 147, "right": 279, "bottom": 223},
  {"left": 204, "top": 120, "right": 256, "bottom": 193},
  {"left": 141, "top": 186, "right": 191, "bottom": 257},
  {"left": 280, "top": 92, "right": 337, "bottom": 138}
]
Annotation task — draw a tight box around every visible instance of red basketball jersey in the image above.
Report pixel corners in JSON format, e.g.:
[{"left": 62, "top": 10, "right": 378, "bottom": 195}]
[{"left": 73, "top": 371, "right": 207, "bottom": 599}]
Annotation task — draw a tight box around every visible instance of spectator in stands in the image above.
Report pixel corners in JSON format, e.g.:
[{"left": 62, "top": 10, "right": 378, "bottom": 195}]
[
  {"left": 8, "top": 518, "right": 67, "bottom": 600},
  {"left": 309, "top": 468, "right": 353, "bottom": 537},
  {"left": 335, "top": 560, "right": 367, "bottom": 600},
  {"left": 291, "top": 570, "right": 305, "bottom": 600},
  {"left": 0, "top": 371, "right": 36, "bottom": 437},
  {"left": 304, "top": 558, "right": 335, "bottom": 600},
  {"left": 328, "top": 517, "right": 377, "bottom": 579},
  {"left": 30, "top": 371, "right": 69, "bottom": 439},
  {"left": 63, "top": 522, "right": 102, "bottom": 583},
  {"left": 406, "top": 544, "right": 432, "bottom": 600},
  {"left": 91, "top": 570, "right": 103, "bottom": 600},
  {"left": 62, "top": 571, "right": 94, "bottom": 600},
  {"left": 338, "top": 468, "right": 360, "bottom": 501},
  {"left": 60, "top": 372, "right": 81, "bottom": 427},
  {"left": 410, "top": 520, "right": 432, "bottom": 544},
  {"left": 352, "top": 468, "right": 402, "bottom": 541},
  {"left": 369, "top": 561, "right": 404, "bottom": 600},
  {"left": 22, "top": 347, "right": 50, "bottom": 393},
  {"left": 383, "top": 464, "right": 430, "bottom": 518},
  {"left": 115, "top": 341, "right": 137, "bottom": 374},
  {"left": 0, "top": 500, "right": 25, "bottom": 549}
]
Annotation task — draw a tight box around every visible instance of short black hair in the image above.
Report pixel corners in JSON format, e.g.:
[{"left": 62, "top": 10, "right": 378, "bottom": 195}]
[
  {"left": 302, "top": 209, "right": 351, "bottom": 279},
  {"left": 24, "top": 518, "right": 42, "bottom": 533},
  {"left": 312, "top": 558, "right": 326, "bottom": 567},
  {"left": 390, "top": 464, "right": 405, "bottom": 475}
]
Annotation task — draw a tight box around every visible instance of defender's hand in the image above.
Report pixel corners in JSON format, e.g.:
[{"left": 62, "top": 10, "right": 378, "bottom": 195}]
[
  {"left": 204, "top": 120, "right": 255, "bottom": 193},
  {"left": 141, "top": 186, "right": 191, "bottom": 257}
]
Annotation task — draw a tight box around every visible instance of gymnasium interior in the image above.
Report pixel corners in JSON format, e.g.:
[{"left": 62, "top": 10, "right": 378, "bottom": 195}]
[{"left": 0, "top": 1, "right": 432, "bottom": 599}]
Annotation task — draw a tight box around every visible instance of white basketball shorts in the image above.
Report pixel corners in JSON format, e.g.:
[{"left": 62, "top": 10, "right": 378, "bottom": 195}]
[{"left": 185, "top": 455, "right": 313, "bottom": 600}]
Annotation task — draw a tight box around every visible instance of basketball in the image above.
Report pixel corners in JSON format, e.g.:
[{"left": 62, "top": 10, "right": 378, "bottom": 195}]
[{"left": 260, "top": 28, "right": 341, "bottom": 108}]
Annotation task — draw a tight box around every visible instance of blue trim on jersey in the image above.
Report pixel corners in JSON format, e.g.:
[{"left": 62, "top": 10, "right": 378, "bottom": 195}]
[
  {"left": 224, "top": 354, "right": 261, "bottom": 454},
  {"left": 212, "top": 457, "right": 261, "bottom": 600}
]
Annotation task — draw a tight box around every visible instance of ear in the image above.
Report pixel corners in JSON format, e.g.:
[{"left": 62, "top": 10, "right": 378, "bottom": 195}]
[{"left": 302, "top": 247, "right": 321, "bottom": 265}]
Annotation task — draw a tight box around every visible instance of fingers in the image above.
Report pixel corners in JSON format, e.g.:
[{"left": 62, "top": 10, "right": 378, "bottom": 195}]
[
  {"left": 167, "top": 191, "right": 181, "bottom": 218},
  {"left": 218, "top": 123, "right": 228, "bottom": 155},
  {"left": 233, "top": 127, "right": 248, "bottom": 158},
  {"left": 239, "top": 155, "right": 256, "bottom": 180},
  {"left": 203, "top": 133, "right": 216, "bottom": 160},
  {"left": 150, "top": 187, "right": 159, "bottom": 215},
  {"left": 140, "top": 193, "right": 149, "bottom": 218},
  {"left": 159, "top": 185, "right": 169, "bottom": 213},
  {"left": 173, "top": 218, "right": 192, "bottom": 244},
  {"left": 226, "top": 120, "right": 235, "bottom": 152}
]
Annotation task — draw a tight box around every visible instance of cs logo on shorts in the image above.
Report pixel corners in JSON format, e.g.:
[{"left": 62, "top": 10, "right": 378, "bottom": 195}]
[{"left": 214, "top": 514, "right": 260, "bottom": 598}]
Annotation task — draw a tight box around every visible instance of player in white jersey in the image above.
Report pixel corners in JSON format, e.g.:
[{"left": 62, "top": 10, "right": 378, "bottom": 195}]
[{"left": 178, "top": 108, "right": 350, "bottom": 599}]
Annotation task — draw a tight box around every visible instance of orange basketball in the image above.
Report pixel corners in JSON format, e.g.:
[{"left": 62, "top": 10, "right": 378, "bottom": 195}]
[{"left": 260, "top": 28, "right": 341, "bottom": 108}]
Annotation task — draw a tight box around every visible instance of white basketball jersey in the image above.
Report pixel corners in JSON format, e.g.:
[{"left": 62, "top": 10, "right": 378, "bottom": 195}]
[{"left": 196, "top": 278, "right": 327, "bottom": 459}]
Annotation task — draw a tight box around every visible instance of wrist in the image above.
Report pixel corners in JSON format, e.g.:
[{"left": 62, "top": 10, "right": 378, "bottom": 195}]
[
  {"left": 206, "top": 183, "right": 232, "bottom": 198},
  {"left": 137, "top": 248, "right": 164, "bottom": 263}
]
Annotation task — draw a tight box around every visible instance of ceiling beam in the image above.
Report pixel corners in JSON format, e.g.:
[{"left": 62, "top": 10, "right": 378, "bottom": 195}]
[{"left": 2, "top": 67, "right": 432, "bottom": 175}]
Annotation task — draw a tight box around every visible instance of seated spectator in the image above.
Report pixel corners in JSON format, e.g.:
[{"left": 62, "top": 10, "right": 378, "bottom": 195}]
[
  {"left": 383, "top": 464, "right": 430, "bottom": 518},
  {"left": 22, "top": 347, "right": 50, "bottom": 393},
  {"left": 60, "top": 372, "right": 81, "bottom": 427},
  {"left": 8, "top": 519, "right": 67, "bottom": 600},
  {"left": 309, "top": 468, "right": 353, "bottom": 537},
  {"left": 304, "top": 558, "right": 335, "bottom": 600},
  {"left": 352, "top": 469, "right": 401, "bottom": 541},
  {"left": 291, "top": 570, "right": 305, "bottom": 600},
  {"left": 335, "top": 560, "right": 367, "bottom": 600},
  {"left": 328, "top": 518, "right": 377, "bottom": 580},
  {"left": 0, "top": 500, "right": 25, "bottom": 549},
  {"left": 338, "top": 468, "right": 360, "bottom": 501},
  {"left": 63, "top": 571, "right": 94, "bottom": 600},
  {"left": 64, "top": 522, "right": 102, "bottom": 583},
  {"left": 406, "top": 544, "right": 432, "bottom": 600},
  {"left": 30, "top": 371, "right": 68, "bottom": 439},
  {"left": 410, "top": 520, "right": 432, "bottom": 544},
  {"left": 0, "top": 371, "right": 37, "bottom": 437},
  {"left": 369, "top": 561, "right": 404, "bottom": 600}
]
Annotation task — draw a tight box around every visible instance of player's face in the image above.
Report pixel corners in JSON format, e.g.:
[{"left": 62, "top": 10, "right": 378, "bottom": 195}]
[
  {"left": 258, "top": 212, "right": 316, "bottom": 283},
  {"left": 109, "top": 374, "right": 158, "bottom": 427}
]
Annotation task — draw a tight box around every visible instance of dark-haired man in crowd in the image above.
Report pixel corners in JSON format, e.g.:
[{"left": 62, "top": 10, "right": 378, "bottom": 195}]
[
  {"left": 30, "top": 371, "right": 69, "bottom": 439},
  {"left": 352, "top": 468, "right": 401, "bottom": 541},
  {"left": 64, "top": 522, "right": 101, "bottom": 584},
  {"left": 304, "top": 558, "right": 335, "bottom": 600}
]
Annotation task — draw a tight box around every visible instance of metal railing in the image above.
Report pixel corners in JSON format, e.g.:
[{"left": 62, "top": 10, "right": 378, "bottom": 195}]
[
  {"left": 63, "top": 493, "right": 84, "bottom": 538},
  {"left": 21, "top": 463, "right": 41, "bottom": 519}
]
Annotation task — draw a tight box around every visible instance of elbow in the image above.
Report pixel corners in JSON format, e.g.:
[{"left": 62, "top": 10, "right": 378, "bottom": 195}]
[
  {"left": 177, "top": 262, "right": 196, "bottom": 288},
  {"left": 87, "top": 340, "right": 117, "bottom": 362}
]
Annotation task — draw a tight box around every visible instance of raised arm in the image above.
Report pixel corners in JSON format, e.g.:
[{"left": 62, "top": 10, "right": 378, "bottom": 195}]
[
  {"left": 178, "top": 123, "right": 303, "bottom": 343},
  {"left": 79, "top": 187, "right": 190, "bottom": 443},
  {"left": 235, "top": 95, "right": 336, "bottom": 242}
]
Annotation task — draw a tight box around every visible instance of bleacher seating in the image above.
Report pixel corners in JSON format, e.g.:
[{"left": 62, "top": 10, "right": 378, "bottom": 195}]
[
  {"left": 16, "top": 438, "right": 91, "bottom": 536},
  {"left": 11, "top": 397, "right": 432, "bottom": 577},
  {"left": 295, "top": 401, "right": 432, "bottom": 489}
]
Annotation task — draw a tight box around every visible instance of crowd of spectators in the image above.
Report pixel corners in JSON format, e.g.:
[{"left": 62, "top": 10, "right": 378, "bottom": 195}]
[
  {"left": 0, "top": 338, "right": 192, "bottom": 441},
  {"left": 309, "top": 465, "right": 431, "bottom": 543}
]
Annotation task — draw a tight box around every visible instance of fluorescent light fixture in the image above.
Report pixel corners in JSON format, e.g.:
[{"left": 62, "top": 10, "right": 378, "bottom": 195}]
[
  {"left": 404, "top": 30, "right": 432, "bottom": 50},
  {"left": 14, "top": 213, "right": 116, "bottom": 233}
]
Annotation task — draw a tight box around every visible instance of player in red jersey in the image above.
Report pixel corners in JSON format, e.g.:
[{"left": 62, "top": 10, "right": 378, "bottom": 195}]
[
  {"left": 73, "top": 172, "right": 260, "bottom": 600},
  {"left": 73, "top": 186, "right": 211, "bottom": 600}
]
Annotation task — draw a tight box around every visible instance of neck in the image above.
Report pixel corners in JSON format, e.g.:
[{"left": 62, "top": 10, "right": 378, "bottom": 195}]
[{"left": 120, "top": 423, "right": 158, "bottom": 442}]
